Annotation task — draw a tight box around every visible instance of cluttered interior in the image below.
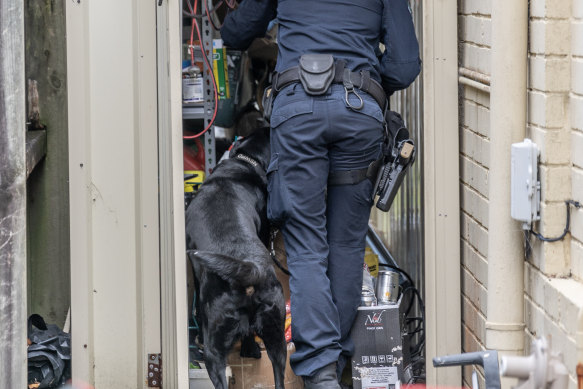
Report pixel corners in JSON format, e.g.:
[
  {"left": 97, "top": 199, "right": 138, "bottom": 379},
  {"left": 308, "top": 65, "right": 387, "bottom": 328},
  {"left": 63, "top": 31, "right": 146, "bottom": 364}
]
[{"left": 180, "top": 1, "right": 426, "bottom": 388}]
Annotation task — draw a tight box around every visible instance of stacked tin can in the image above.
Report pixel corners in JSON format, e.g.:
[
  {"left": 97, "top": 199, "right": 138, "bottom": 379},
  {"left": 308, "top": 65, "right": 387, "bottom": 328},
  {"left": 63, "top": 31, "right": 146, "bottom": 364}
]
[
  {"left": 361, "top": 267, "right": 400, "bottom": 306},
  {"left": 361, "top": 264, "right": 377, "bottom": 306},
  {"left": 375, "top": 270, "right": 399, "bottom": 305}
]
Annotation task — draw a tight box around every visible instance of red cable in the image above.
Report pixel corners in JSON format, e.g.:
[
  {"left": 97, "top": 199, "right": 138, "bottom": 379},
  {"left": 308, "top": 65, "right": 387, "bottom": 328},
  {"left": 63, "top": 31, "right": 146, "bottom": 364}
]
[{"left": 184, "top": 0, "right": 220, "bottom": 140}]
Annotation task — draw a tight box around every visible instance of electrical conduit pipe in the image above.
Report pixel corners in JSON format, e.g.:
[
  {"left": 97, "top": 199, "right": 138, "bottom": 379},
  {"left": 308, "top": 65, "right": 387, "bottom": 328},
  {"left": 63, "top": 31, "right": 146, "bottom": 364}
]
[{"left": 485, "top": 0, "right": 527, "bottom": 379}]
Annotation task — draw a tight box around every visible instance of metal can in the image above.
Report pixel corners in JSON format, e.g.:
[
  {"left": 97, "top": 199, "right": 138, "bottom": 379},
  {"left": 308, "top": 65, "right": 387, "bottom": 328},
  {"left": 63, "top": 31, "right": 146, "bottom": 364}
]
[
  {"left": 375, "top": 270, "right": 399, "bottom": 304},
  {"left": 182, "top": 65, "right": 203, "bottom": 103},
  {"left": 361, "top": 287, "right": 377, "bottom": 306}
]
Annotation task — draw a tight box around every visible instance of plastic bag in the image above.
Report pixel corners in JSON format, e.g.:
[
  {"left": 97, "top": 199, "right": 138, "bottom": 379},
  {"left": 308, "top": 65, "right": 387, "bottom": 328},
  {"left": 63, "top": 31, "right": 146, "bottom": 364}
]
[{"left": 27, "top": 314, "right": 71, "bottom": 388}]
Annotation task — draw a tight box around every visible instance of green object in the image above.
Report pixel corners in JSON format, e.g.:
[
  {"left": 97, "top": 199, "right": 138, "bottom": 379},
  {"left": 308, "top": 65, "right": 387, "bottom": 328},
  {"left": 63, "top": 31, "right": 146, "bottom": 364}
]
[
  {"left": 215, "top": 49, "right": 242, "bottom": 128},
  {"left": 212, "top": 39, "right": 229, "bottom": 100}
]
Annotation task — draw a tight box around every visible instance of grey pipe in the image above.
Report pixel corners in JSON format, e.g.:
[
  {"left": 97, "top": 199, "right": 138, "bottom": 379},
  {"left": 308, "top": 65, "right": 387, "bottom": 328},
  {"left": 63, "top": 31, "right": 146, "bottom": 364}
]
[
  {"left": 0, "top": 0, "right": 28, "bottom": 388},
  {"left": 433, "top": 350, "right": 501, "bottom": 389}
]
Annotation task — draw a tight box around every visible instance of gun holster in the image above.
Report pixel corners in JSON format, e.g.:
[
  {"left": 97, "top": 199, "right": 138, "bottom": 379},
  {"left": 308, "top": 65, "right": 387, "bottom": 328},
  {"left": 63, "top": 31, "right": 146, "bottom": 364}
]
[{"left": 372, "top": 111, "right": 416, "bottom": 212}]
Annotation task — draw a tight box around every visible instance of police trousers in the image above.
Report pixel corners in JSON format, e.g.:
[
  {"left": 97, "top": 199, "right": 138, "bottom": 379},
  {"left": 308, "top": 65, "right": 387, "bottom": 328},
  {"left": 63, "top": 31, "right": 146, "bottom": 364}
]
[{"left": 267, "top": 83, "right": 384, "bottom": 376}]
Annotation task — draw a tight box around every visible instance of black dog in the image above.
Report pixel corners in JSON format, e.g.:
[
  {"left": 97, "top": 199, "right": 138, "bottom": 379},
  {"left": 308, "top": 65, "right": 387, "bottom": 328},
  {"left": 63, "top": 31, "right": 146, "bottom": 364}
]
[{"left": 185, "top": 127, "right": 286, "bottom": 389}]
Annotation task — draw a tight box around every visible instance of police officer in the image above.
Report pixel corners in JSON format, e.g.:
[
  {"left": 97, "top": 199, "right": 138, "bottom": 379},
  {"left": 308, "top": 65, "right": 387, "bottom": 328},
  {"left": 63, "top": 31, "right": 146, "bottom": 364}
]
[{"left": 221, "top": 1, "right": 420, "bottom": 388}]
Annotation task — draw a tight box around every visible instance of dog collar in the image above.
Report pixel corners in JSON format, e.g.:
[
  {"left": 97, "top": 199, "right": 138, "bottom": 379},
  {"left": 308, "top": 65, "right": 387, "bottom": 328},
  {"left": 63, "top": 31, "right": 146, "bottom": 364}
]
[
  {"left": 235, "top": 153, "right": 260, "bottom": 168},
  {"left": 232, "top": 153, "right": 267, "bottom": 183}
]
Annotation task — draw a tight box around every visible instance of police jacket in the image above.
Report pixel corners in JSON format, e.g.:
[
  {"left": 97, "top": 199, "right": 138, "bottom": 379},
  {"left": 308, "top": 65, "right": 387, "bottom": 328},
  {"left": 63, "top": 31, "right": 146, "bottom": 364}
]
[{"left": 220, "top": 0, "right": 421, "bottom": 95}]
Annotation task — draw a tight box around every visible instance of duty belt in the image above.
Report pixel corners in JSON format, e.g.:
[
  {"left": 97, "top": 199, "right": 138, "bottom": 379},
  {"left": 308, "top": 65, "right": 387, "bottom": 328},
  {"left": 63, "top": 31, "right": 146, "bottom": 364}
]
[{"left": 271, "top": 61, "right": 387, "bottom": 110}]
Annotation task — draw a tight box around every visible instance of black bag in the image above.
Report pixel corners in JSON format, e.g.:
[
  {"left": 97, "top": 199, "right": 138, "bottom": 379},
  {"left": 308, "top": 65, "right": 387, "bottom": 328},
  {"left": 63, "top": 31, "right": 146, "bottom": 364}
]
[{"left": 27, "top": 314, "right": 71, "bottom": 388}]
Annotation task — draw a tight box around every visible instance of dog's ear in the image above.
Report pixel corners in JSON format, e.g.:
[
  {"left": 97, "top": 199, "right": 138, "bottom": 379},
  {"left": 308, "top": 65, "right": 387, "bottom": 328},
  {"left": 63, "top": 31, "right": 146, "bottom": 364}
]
[
  {"left": 229, "top": 127, "right": 270, "bottom": 159},
  {"left": 231, "top": 127, "right": 271, "bottom": 168},
  {"left": 228, "top": 137, "right": 245, "bottom": 159}
]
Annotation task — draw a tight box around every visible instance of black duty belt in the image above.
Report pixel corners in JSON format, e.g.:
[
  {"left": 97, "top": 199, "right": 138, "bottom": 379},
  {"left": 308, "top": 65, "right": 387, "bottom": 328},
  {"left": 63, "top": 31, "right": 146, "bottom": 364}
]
[
  {"left": 271, "top": 61, "right": 387, "bottom": 110},
  {"left": 328, "top": 158, "right": 383, "bottom": 186}
]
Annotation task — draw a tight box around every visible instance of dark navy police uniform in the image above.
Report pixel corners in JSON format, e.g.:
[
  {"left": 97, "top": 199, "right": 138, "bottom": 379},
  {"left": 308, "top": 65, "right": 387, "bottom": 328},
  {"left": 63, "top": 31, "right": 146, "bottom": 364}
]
[{"left": 221, "top": 0, "right": 420, "bottom": 380}]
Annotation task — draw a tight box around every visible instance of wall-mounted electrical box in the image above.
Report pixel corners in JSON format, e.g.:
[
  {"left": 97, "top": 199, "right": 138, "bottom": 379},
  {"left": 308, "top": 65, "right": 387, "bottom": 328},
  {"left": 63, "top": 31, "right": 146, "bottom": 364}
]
[{"left": 510, "top": 138, "right": 541, "bottom": 229}]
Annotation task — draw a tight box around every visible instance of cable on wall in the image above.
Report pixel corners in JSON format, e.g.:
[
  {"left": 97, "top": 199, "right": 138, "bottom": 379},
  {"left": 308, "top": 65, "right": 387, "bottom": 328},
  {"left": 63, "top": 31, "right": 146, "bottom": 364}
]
[{"left": 184, "top": 0, "right": 219, "bottom": 139}]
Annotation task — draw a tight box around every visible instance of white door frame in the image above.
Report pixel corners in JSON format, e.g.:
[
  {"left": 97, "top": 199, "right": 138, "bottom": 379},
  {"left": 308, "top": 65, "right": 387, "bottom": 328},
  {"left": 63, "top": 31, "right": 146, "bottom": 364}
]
[
  {"left": 422, "top": 0, "right": 462, "bottom": 386},
  {"left": 157, "top": 1, "right": 190, "bottom": 388}
]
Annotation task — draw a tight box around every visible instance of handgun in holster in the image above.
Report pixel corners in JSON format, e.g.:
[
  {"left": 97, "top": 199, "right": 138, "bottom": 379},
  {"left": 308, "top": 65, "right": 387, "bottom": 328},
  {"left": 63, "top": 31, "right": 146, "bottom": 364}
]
[{"left": 372, "top": 111, "right": 416, "bottom": 212}]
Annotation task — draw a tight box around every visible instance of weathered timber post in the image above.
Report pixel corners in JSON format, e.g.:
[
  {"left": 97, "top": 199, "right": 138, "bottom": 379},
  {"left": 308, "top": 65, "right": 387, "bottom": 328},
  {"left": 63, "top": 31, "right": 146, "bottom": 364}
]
[
  {"left": 0, "top": 0, "right": 28, "bottom": 387},
  {"left": 25, "top": 0, "right": 70, "bottom": 327}
]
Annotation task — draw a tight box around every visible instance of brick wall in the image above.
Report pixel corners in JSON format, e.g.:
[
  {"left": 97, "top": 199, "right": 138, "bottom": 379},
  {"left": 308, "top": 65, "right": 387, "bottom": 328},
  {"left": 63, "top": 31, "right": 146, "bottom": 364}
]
[
  {"left": 458, "top": 1, "right": 491, "bottom": 386},
  {"left": 458, "top": 0, "right": 583, "bottom": 388},
  {"left": 526, "top": 1, "right": 583, "bottom": 388},
  {"left": 571, "top": 0, "right": 583, "bottom": 283},
  {"left": 528, "top": 0, "right": 572, "bottom": 277}
]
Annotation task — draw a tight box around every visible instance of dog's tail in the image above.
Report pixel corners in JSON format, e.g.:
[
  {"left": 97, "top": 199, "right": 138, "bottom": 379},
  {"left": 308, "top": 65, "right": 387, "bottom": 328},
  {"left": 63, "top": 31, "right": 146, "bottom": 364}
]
[{"left": 187, "top": 250, "right": 268, "bottom": 287}]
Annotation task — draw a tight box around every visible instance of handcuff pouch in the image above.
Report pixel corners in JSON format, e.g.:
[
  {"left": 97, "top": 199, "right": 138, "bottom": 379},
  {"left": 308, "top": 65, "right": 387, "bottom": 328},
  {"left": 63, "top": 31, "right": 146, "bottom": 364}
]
[{"left": 298, "top": 54, "right": 335, "bottom": 95}]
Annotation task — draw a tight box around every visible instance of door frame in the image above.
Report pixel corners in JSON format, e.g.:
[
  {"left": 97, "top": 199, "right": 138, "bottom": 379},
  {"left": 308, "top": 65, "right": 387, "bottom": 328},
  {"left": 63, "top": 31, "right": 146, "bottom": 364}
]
[{"left": 422, "top": 0, "right": 462, "bottom": 385}]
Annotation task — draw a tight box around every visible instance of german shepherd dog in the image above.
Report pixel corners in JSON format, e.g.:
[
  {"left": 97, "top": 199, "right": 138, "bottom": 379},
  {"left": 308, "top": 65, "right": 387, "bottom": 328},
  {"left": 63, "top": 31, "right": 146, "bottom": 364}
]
[{"left": 185, "top": 127, "right": 286, "bottom": 389}]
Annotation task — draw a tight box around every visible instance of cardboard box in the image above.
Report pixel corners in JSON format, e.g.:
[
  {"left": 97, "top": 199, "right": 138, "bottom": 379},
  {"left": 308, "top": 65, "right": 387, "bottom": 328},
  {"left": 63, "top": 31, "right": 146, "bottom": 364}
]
[
  {"left": 350, "top": 299, "right": 407, "bottom": 389},
  {"left": 227, "top": 343, "right": 303, "bottom": 389}
]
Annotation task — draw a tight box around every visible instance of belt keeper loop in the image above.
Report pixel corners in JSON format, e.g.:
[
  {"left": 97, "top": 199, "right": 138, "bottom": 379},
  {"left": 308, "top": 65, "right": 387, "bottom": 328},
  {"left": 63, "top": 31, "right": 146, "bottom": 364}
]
[
  {"left": 360, "top": 70, "right": 370, "bottom": 91},
  {"left": 335, "top": 60, "right": 346, "bottom": 82},
  {"left": 343, "top": 68, "right": 364, "bottom": 110},
  {"left": 343, "top": 68, "right": 354, "bottom": 90}
]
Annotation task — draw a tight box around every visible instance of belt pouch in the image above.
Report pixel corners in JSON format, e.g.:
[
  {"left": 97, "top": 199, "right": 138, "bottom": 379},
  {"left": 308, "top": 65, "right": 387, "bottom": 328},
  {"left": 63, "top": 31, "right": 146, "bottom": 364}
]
[{"left": 298, "top": 54, "right": 335, "bottom": 95}]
